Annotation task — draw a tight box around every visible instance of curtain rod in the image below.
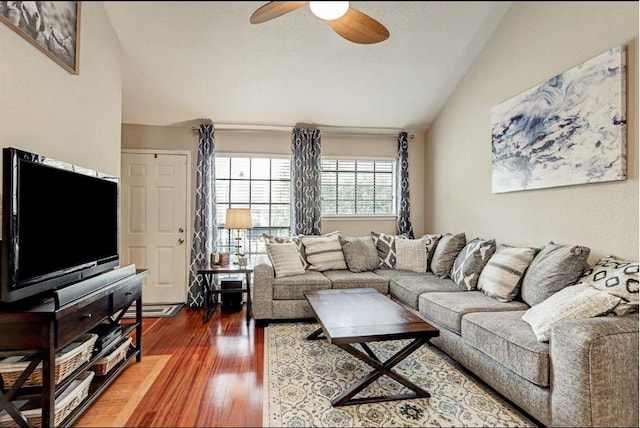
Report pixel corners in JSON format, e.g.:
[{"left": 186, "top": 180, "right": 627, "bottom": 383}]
[{"left": 190, "top": 125, "right": 414, "bottom": 140}]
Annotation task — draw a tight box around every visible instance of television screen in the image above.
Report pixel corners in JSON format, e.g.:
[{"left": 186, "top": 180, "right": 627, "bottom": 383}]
[
  {"left": 1, "top": 148, "right": 119, "bottom": 303},
  {"left": 17, "top": 160, "right": 118, "bottom": 282}
]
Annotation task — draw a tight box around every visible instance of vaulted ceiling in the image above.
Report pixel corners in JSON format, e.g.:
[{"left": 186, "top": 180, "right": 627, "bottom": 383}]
[{"left": 104, "top": 1, "right": 512, "bottom": 133}]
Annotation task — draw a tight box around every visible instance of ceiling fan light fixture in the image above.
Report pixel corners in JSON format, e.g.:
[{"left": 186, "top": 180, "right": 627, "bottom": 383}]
[{"left": 309, "top": 1, "right": 349, "bottom": 21}]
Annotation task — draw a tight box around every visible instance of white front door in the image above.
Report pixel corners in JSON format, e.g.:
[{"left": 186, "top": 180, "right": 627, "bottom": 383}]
[{"left": 121, "top": 151, "right": 189, "bottom": 304}]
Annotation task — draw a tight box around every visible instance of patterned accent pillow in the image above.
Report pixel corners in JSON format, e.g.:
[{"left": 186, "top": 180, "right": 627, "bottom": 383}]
[
  {"left": 395, "top": 237, "right": 428, "bottom": 273},
  {"left": 339, "top": 236, "right": 379, "bottom": 273},
  {"left": 430, "top": 233, "right": 467, "bottom": 278},
  {"left": 370, "top": 231, "right": 408, "bottom": 269},
  {"left": 266, "top": 242, "right": 306, "bottom": 278},
  {"left": 522, "top": 283, "right": 621, "bottom": 342},
  {"left": 478, "top": 244, "right": 538, "bottom": 302},
  {"left": 300, "top": 234, "right": 347, "bottom": 271},
  {"left": 580, "top": 255, "right": 639, "bottom": 315},
  {"left": 263, "top": 233, "right": 309, "bottom": 269},
  {"left": 520, "top": 243, "right": 590, "bottom": 307},
  {"left": 450, "top": 239, "right": 496, "bottom": 290},
  {"left": 420, "top": 233, "right": 442, "bottom": 271}
]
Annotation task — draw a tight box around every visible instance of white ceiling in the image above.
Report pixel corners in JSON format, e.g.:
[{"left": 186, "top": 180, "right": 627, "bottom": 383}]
[{"left": 104, "top": 1, "right": 512, "bottom": 133}]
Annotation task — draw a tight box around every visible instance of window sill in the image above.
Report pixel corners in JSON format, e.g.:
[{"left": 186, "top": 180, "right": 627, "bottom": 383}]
[{"left": 322, "top": 215, "right": 397, "bottom": 221}]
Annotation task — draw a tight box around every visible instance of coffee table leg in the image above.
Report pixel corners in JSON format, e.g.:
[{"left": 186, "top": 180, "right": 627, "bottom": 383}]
[
  {"left": 359, "top": 343, "right": 380, "bottom": 362},
  {"left": 332, "top": 338, "right": 430, "bottom": 406},
  {"left": 306, "top": 327, "right": 326, "bottom": 340}
]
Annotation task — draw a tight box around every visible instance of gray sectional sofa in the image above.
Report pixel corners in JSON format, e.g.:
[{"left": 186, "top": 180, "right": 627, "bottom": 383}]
[{"left": 253, "top": 244, "right": 639, "bottom": 427}]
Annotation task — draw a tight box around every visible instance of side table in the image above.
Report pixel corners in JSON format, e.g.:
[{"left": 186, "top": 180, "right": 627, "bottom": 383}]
[{"left": 196, "top": 263, "right": 253, "bottom": 323}]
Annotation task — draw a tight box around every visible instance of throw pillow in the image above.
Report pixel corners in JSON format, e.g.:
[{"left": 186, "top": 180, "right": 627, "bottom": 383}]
[
  {"left": 262, "top": 233, "right": 309, "bottom": 269},
  {"left": 478, "top": 244, "right": 538, "bottom": 302},
  {"left": 420, "top": 233, "right": 442, "bottom": 270},
  {"left": 395, "top": 237, "right": 428, "bottom": 273},
  {"left": 521, "top": 283, "right": 621, "bottom": 342},
  {"left": 300, "top": 234, "right": 347, "bottom": 271},
  {"left": 370, "top": 231, "right": 408, "bottom": 269},
  {"left": 266, "top": 242, "right": 306, "bottom": 278},
  {"left": 520, "top": 242, "right": 590, "bottom": 307},
  {"left": 450, "top": 238, "right": 496, "bottom": 290},
  {"left": 580, "top": 255, "right": 639, "bottom": 315},
  {"left": 339, "top": 236, "right": 379, "bottom": 273},
  {"left": 430, "top": 233, "right": 467, "bottom": 278}
]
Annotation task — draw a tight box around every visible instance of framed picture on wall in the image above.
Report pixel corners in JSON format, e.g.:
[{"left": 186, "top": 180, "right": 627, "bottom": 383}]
[
  {"left": 491, "top": 45, "right": 626, "bottom": 193},
  {"left": 0, "top": 1, "right": 81, "bottom": 74}
]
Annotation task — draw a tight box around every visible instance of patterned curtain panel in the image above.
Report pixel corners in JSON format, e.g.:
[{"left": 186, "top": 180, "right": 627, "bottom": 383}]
[
  {"left": 187, "top": 124, "right": 217, "bottom": 307},
  {"left": 291, "top": 128, "right": 322, "bottom": 235},
  {"left": 397, "top": 131, "right": 414, "bottom": 238}
]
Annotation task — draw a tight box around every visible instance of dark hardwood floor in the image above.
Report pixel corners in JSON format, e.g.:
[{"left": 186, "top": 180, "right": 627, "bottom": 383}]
[{"left": 82, "top": 304, "right": 265, "bottom": 427}]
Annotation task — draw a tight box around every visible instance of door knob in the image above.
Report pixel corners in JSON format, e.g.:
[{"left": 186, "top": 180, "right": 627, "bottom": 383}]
[
  {"left": 178, "top": 238, "right": 185, "bottom": 244},
  {"left": 179, "top": 227, "right": 184, "bottom": 233}
]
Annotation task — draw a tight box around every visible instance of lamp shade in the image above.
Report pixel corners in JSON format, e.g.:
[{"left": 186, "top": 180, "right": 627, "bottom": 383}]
[{"left": 225, "top": 208, "right": 253, "bottom": 229}]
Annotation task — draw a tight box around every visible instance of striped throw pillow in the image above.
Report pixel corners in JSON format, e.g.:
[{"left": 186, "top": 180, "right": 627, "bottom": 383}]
[
  {"left": 266, "top": 242, "right": 306, "bottom": 278},
  {"left": 300, "top": 234, "right": 347, "bottom": 271},
  {"left": 478, "top": 244, "right": 538, "bottom": 302},
  {"left": 263, "top": 233, "right": 309, "bottom": 269}
]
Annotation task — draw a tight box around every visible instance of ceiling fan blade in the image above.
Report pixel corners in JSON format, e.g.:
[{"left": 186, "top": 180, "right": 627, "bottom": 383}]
[
  {"left": 250, "top": 1, "right": 308, "bottom": 24},
  {"left": 326, "top": 7, "right": 389, "bottom": 44}
]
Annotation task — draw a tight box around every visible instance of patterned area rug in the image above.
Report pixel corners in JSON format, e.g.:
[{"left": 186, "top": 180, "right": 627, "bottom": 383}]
[{"left": 264, "top": 323, "right": 535, "bottom": 427}]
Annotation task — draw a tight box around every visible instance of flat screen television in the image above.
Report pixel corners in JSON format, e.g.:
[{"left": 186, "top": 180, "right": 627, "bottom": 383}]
[{"left": 1, "top": 147, "right": 119, "bottom": 303}]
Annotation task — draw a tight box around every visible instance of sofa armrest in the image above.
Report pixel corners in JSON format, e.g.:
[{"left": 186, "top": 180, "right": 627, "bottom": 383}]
[
  {"left": 550, "top": 314, "right": 639, "bottom": 427},
  {"left": 253, "top": 255, "right": 275, "bottom": 320}
]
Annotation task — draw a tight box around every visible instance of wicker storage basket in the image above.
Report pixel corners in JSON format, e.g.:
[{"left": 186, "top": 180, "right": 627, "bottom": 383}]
[
  {"left": 0, "top": 371, "right": 95, "bottom": 428},
  {"left": 90, "top": 337, "right": 132, "bottom": 376},
  {"left": 0, "top": 334, "right": 98, "bottom": 389}
]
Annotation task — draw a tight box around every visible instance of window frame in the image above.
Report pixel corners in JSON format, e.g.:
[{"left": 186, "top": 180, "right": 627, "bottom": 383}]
[
  {"left": 320, "top": 155, "right": 397, "bottom": 219},
  {"left": 214, "top": 153, "right": 291, "bottom": 258}
]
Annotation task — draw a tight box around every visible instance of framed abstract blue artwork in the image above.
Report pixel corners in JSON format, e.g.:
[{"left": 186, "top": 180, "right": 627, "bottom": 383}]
[{"left": 491, "top": 45, "right": 626, "bottom": 193}]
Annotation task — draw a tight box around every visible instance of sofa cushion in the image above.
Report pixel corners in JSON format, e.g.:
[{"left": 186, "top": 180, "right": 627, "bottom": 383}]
[
  {"left": 300, "top": 234, "right": 348, "bottom": 271},
  {"left": 322, "top": 270, "right": 389, "bottom": 295},
  {"left": 478, "top": 244, "right": 538, "bottom": 302},
  {"left": 450, "top": 238, "right": 496, "bottom": 290},
  {"left": 272, "top": 271, "right": 332, "bottom": 300},
  {"left": 430, "top": 232, "right": 466, "bottom": 278},
  {"left": 462, "top": 311, "right": 550, "bottom": 387},
  {"left": 266, "top": 242, "right": 306, "bottom": 278},
  {"left": 580, "top": 255, "right": 639, "bottom": 315},
  {"left": 520, "top": 242, "right": 590, "bottom": 307},
  {"left": 521, "top": 283, "right": 621, "bottom": 342},
  {"left": 370, "top": 231, "right": 408, "bottom": 269},
  {"left": 418, "top": 291, "right": 529, "bottom": 334},
  {"left": 379, "top": 270, "right": 462, "bottom": 309},
  {"left": 395, "top": 237, "right": 428, "bottom": 273},
  {"left": 339, "top": 235, "right": 379, "bottom": 273}
]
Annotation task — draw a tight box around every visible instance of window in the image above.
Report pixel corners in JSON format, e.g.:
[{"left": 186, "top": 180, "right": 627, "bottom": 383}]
[
  {"left": 215, "top": 156, "right": 291, "bottom": 258},
  {"left": 321, "top": 159, "right": 395, "bottom": 216}
]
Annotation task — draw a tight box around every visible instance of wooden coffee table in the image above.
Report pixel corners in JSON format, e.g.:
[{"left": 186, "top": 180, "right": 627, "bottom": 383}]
[{"left": 304, "top": 288, "right": 439, "bottom": 406}]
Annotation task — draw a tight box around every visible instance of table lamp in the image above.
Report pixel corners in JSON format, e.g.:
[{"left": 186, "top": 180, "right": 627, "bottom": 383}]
[{"left": 225, "top": 208, "right": 253, "bottom": 265}]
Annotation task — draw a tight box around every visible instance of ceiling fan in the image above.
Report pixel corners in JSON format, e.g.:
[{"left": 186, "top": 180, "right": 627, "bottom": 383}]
[{"left": 250, "top": 1, "right": 390, "bottom": 45}]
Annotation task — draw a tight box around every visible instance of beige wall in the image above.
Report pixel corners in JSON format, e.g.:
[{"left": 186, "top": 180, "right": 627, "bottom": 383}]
[
  {"left": 425, "top": 2, "right": 639, "bottom": 261},
  {"left": 121, "top": 124, "right": 425, "bottom": 237},
  {"left": 0, "top": 2, "right": 122, "bottom": 176}
]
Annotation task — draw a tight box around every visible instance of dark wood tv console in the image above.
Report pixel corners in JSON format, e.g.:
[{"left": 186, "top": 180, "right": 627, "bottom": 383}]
[{"left": 0, "top": 265, "right": 148, "bottom": 427}]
